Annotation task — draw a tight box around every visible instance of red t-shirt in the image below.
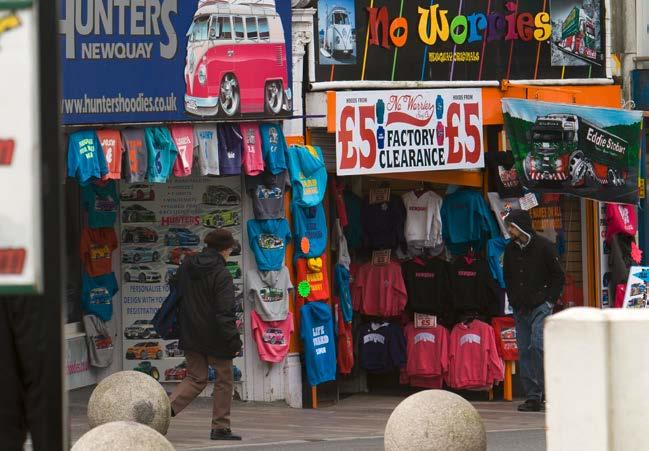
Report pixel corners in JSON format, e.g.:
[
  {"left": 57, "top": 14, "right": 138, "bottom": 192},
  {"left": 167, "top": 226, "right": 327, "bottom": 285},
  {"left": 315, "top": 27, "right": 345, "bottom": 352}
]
[
  {"left": 404, "top": 322, "right": 449, "bottom": 378},
  {"left": 96, "top": 129, "right": 123, "bottom": 180},
  {"left": 335, "top": 300, "right": 354, "bottom": 375},
  {"left": 80, "top": 227, "right": 117, "bottom": 276},
  {"left": 353, "top": 261, "right": 407, "bottom": 317},
  {"left": 491, "top": 317, "right": 519, "bottom": 361},
  {"left": 170, "top": 125, "right": 194, "bottom": 177},
  {"left": 251, "top": 311, "right": 293, "bottom": 363},
  {"left": 240, "top": 123, "right": 265, "bottom": 176},
  {"left": 296, "top": 253, "right": 330, "bottom": 302}
]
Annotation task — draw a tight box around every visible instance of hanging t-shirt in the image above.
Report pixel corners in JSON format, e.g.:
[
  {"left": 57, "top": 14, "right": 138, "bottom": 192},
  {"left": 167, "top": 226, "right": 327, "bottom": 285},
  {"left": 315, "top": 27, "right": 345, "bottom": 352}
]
[
  {"left": 487, "top": 193, "right": 521, "bottom": 240},
  {"left": 144, "top": 127, "right": 177, "bottom": 183},
  {"left": 194, "top": 124, "right": 220, "bottom": 176},
  {"left": 67, "top": 131, "right": 108, "bottom": 185},
  {"left": 300, "top": 302, "right": 336, "bottom": 386},
  {"left": 291, "top": 201, "right": 327, "bottom": 258},
  {"left": 336, "top": 303, "right": 354, "bottom": 375},
  {"left": 334, "top": 264, "right": 352, "bottom": 323},
  {"left": 401, "top": 258, "right": 452, "bottom": 324},
  {"left": 239, "top": 123, "right": 265, "bottom": 176},
  {"left": 486, "top": 151, "right": 524, "bottom": 198},
  {"left": 247, "top": 219, "right": 291, "bottom": 271},
  {"left": 251, "top": 311, "right": 293, "bottom": 363},
  {"left": 96, "top": 129, "right": 123, "bottom": 180},
  {"left": 80, "top": 180, "right": 119, "bottom": 228},
  {"left": 259, "top": 123, "right": 288, "bottom": 174},
  {"left": 343, "top": 190, "right": 363, "bottom": 250},
  {"left": 606, "top": 204, "right": 638, "bottom": 241},
  {"left": 218, "top": 124, "right": 243, "bottom": 175},
  {"left": 296, "top": 253, "right": 330, "bottom": 302},
  {"left": 121, "top": 128, "right": 148, "bottom": 183},
  {"left": 81, "top": 272, "right": 118, "bottom": 321},
  {"left": 170, "top": 124, "right": 194, "bottom": 177},
  {"left": 246, "top": 170, "right": 290, "bottom": 220},
  {"left": 83, "top": 314, "right": 114, "bottom": 368},
  {"left": 401, "top": 190, "right": 443, "bottom": 249},
  {"left": 246, "top": 267, "right": 293, "bottom": 322},
  {"left": 80, "top": 227, "right": 118, "bottom": 277},
  {"left": 286, "top": 145, "right": 328, "bottom": 207},
  {"left": 487, "top": 237, "right": 510, "bottom": 289}
]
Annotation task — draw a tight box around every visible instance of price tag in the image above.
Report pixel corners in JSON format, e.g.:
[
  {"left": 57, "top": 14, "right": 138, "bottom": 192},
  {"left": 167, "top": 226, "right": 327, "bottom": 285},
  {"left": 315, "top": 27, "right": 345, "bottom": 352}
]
[
  {"left": 519, "top": 192, "right": 539, "bottom": 211},
  {"left": 414, "top": 313, "right": 437, "bottom": 329},
  {"left": 370, "top": 187, "right": 390, "bottom": 204},
  {"left": 372, "top": 249, "right": 391, "bottom": 265}
]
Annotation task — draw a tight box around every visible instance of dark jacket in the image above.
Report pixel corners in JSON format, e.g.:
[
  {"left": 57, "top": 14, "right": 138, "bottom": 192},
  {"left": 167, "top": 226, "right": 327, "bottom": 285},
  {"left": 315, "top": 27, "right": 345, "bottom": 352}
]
[
  {"left": 503, "top": 210, "right": 565, "bottom": 312},
  {"left": 176, "top": 248, "right": 242, "bottom": 359}
]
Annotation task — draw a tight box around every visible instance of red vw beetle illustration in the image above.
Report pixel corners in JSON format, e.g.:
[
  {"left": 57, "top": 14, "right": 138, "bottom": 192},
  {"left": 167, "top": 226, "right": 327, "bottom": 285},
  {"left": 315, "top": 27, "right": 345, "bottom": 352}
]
[{"left": 184, "top": 0, "right": 291, "bottom": 117}]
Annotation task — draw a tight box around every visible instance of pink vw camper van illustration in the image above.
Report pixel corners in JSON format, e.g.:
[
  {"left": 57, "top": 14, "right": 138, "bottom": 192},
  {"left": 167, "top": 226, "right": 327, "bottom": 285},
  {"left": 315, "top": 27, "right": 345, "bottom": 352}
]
[{"left": 184, "top": 0, "right": 292, "bottom": 118}]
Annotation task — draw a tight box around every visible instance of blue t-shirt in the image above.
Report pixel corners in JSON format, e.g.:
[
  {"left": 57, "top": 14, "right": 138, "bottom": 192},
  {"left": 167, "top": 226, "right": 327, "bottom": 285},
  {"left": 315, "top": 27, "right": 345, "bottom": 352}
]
[
  {"left": 286, "top": 145, "right": 327, "bottom": 207},
  {"left": 144, "top": 127, "right": 178, "bottom": 183},
  {"left": 82, "top": 272, "right": 118, "bottom": 321},
  {"left": 81, "top": 180, "right": 119, "bottom": 228},
  {"left": 67, "top": 131, "right": 108, "bottom": 185},
  {"left": 247, "top": 219, "right": 292, "bottom": 271},
  {"left": 259, "top": 123, "right": 288, "bottom": 174},
  {"left": 334, "top": 264, "right": 353, "bottom": 323},
  {"left": 291, "top": 201, "right": 327, "bottom": 258},
  {"left": 218, "top": 124, "right": 243, "bottom": 175},
  {"left": 300, "top": 301, "right": 336, "bottom": 386},
  {"left": 487, "top": 237, "right": 510, "bottom": 289}
]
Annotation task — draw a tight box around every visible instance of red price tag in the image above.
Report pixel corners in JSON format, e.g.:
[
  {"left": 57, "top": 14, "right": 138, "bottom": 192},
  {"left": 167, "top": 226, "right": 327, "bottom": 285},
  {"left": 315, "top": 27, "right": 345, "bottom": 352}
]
[{"left": 414, "top": 313, "right": 437, "bottom": 329}]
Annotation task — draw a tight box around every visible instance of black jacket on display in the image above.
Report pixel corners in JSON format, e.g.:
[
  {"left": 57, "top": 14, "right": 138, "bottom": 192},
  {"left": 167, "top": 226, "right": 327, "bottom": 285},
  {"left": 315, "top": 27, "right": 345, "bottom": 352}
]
[
  {"left": 177, "top": 248, "right": 242, "bottom": 359},
  {"left": 402, "top": 258, "right": 453, "bottom": 324},
  {"left": 503, "top": 210, "right": 565, "bottom": 312},
  {"left": 450, "top": 256, "right": 500, "bottom": 322}
]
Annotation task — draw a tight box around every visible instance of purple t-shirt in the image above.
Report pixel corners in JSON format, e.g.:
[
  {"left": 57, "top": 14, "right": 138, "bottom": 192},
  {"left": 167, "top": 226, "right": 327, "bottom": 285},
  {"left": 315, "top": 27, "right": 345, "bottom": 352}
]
[{"left": 218, "top": 124, "right": 243, "bottom": 175}]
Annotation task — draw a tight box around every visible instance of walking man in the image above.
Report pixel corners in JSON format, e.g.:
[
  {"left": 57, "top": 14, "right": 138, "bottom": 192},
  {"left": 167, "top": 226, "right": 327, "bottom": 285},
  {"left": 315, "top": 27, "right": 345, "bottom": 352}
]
[
  {"left": 169, "top": 229, "right": 243, "bottom": 440},
  {"left": 503, "top": 210, "right": 564, "bottom": 412}
]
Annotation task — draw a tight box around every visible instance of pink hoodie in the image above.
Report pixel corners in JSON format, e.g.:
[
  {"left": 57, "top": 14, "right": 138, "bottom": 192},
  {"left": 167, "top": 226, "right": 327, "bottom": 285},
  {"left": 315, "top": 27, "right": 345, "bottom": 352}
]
[
  {"left": 404, "top": 323, "right": 449, "bottom": 378},
  {"left": 448, "top": 320, "right": 504, "bottom": 389}
]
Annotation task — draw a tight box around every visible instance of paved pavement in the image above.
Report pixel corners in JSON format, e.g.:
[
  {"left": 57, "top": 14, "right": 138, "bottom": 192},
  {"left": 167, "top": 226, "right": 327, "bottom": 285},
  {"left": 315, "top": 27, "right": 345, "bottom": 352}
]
[{"left": 68, "top": 388, "right": 546, "bottom": 450}]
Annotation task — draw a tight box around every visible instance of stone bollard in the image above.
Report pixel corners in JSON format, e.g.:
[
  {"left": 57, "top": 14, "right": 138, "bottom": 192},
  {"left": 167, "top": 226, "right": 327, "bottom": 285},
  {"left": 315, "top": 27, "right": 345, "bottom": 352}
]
[
  {"left": 71, "top": 421, "right": 174, "bottom": 450},
  {"left": 88, "top": 370, "right": 171, "bottom": 435},
  {"left": 384, "top": 390, "right": 486, "bottom": 451}
]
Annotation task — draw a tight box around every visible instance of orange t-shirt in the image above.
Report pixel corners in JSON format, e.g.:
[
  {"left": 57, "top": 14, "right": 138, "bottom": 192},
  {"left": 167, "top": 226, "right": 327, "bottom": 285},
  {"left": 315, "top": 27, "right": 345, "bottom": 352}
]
[
  {"left": 296, "top": 253, "right": 330, "bottom": 302},
  {"left": 96, "top": 129, "right": 124, "bottom": 180},
  {"left": 80, "top": 227, "right": 118, "bottom": 276}
]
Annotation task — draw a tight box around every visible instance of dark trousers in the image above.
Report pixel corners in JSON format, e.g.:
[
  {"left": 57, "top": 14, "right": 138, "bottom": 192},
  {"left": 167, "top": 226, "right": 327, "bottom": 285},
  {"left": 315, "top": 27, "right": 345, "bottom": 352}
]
[
  {"left": 513, "top": 302, "right": 553, "bottom": 401},
  {"left": 169, "top": 351, "right": 233, "bottom": 430}
]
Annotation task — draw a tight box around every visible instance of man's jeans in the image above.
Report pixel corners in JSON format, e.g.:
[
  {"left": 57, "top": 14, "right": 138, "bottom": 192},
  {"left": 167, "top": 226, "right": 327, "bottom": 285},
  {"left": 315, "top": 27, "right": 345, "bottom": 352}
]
[{"left": 513, "top": 302, "right": 553, "bottom": 401}]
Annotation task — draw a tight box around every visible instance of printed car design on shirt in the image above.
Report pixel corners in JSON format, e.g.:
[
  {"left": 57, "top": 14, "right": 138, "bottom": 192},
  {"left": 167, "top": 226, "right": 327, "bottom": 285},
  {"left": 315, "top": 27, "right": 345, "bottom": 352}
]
[
  {"left": 89, "top": 287, "right": 112, "bottom": 304},
  {"left": 167, "top": 247, "right": 198, "bottom": 266},
  {"left": 93, "top": 334, "right": 113, "bottom": 350},
  {"left": 124, "top": 320, "right": 159, "bottom": 339},
  {"left": 94, "top": 196, "right": 117, "bottom": 212},
  {"left": 262, "top": 328, "right": 286, "bottom": 345},
  {"left": 202, "top": 185, "right": 241, "bottom": 206},
  {"left": 120, "top": 184, "right": 155, "bottom": 201},
  {"left": 133, "top": 361, "right": 160, "bottom": 380},
  {"left": 258, "top": 234, "right": 284, "bottom": 249},
  {"left": 122, "top": 247, "right": 160, "bottom": 264},
  {"left": 165, "top": 361, "right": 188, "bottom": 381},
  {"left": 122, "top": 204, "right": 156, "bottom": 223},
  {"left": 201, "top": 209, "right": 240, "bottom": 228},
  {"left": 164, "top": 228, "right": 200, "bottom": 246},
  {"left": 122, "top": 227, "right": 158, "bottom": 243},
  {"left": 256, "top": 185, "right": 283, "bottom": 199},
  {"left": 259, "top": 287, "right": 283, "bottom": 303},
  {"left": 124, "top": 265, "right": 161, "bottom": 283},
  {"left": 125, "top": 342, "right": 163, "bottom": 360}
]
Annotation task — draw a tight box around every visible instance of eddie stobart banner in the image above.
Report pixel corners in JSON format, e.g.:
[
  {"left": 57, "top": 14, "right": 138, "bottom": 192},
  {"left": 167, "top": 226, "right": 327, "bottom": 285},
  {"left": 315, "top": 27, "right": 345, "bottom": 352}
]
[
  {"left": 315, "top": 0, "right": 605, "bottom": 82},
  {"left": 58, "top": 0, "right": 292, "bottom": 125},
  {"left": 502, "top": 99, "right": 643, "bottom": 205},
  {"left": 335, "top": 88, "right": 484, "bottom": 176}
]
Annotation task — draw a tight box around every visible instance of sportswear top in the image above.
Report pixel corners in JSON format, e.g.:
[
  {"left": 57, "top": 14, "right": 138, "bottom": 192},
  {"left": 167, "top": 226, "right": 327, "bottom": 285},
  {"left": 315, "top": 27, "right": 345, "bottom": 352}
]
[
  {"left": 194, "top": 124, "right": 220, "bottom": 176},
  {"left": 291, "top": 201, "right": 327, "bottom": 259},
  {"left": 80, "top": 180, "right": 119, "bottom": 228},
  {"left": 246, "top": 170, "right": 290, "bottom": 220},
  {"left": 401, "top": 190, "right": 443, "bottom": 248},
  {"left": 487, "top": 237, "right": 509, "bottom": 289},
  {"left": 247, "top": 219, "right": 292, "bottom": 271},
  {"left": 358, "top": 322, "right": 406, "bottom": 373},
  {"left": 80, "top": 227, "right": 118, "bottom": 277},
  {"left": 218, "top": 124, "right": 243, "bottom": 175},
  {"left": 239, "top": 123, "right": 265, "bottom": 176},
  {"left": 251, "top": 311, "right": 293, "bottom": 363},
  {"left": 96, "top": 129, "right": 123, "bottom": 180},
  {"left": 144, "top": 127, "right": 178, "bottom": 183},
  {"left": 81, "top": 272, "right": 118, "bottom": 322},
  {"left": 246, "top": 267, "right": 293, "bottom": 322},
  {"left": 67, "top": 131, "right": 108, "bottom": 185},
  {"left": 285, "top": 145, "right": 328, "bottom": 207},
  {"left": 120, "top": 128, "right": 148, "bottom": 183},
  {"left": 300, "top": 302, "right": 336, "bottom": 386},
  {"left": 259, "top": 123, "right": 288, "bottom": 174},
  {"left": 170, "top": 125, "right": 194, "bottom": 177}
]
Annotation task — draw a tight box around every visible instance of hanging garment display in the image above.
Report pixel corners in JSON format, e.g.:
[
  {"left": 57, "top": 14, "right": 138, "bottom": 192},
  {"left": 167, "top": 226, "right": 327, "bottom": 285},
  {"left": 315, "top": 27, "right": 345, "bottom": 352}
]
[
  {"left": 247, "top": 219, "right": 291, "bottom": 271},
  {"left": 296, "top": 254, "right": 330, "bottom": 302},
  {"left": 83, "top": 314, "right": 114, "bottom": 368},
  {"left": 120, "top": 128, "right": 148, "bottom": 183},
  {"left": 401, "top": 257, "right": 452, "bottom": 322},
  {"left": 448, "top": 320, "right": 504, "bottom": 389},
  {"left": 218, "top": 123, "right": 243, "bottom": 175},
  {"left": 96, "top": 129, "right": 124, "bottom": 180},
  {"left": 331, "top": 178, "right": 348, "bottom": 228},
  {"left": 246, "top": 267, "right": 293, "bottom": 322},
  {"left": 485, "top": 151, "right": 524, "bottom": 199},
  {"left": 343, "top": 190, "right": 363, "bottom": 250},
  {"left": 332, "top": 219, "right": 351, "bottom": 269},
  {"left": 401, "top": 190, "right": 443, "bottom": 250},
  {"left": 487, "top": 237, "right": 510, "bottom": 289},
  {"left": 246, "top": 170, "right": 291, "bottom": 220},
  {"left": 144, "top": 127, "right": 178, "bottom": 183},
  {"left": 67, "top": 130, "right": 108, "bottom": 185},
  {"left": 300, "top": 302, "right": 336, "bottom": 386},
  {"left": 353, "top": 261, "right": 408, "bottom": 317},
  {"left": 335, "top": 302, "right": 354, "bottom": 375},
  {"left": 259, "top": 123, "right": 288, "bottom": 174},
  {"left": 239, "top": 123, "right": 265, "bottom": 176},
  {"left": 450, "top": 256, "right": 500, "bottom": 321},
  {"left": 80, "top": 180, "right": 119, "bottom": 228},
  {"left": 292, "top": 201, "right": 327, "bottom": 259},
  {"left": 358, "top": 322, "right": 406, "bottom": 373},
  {"left": 441, "top": 189, "right": 499, "bottom": 255},
  {"left": 193, "top": 124, "right": 220, "bottom": 176},
  {"left": 362, "top": 196, "right": 406, "bottom": 251},
  {"left": 491, "top": 317, "right": 518, "bottom": 361},
  {"left": 80, "top": 227, "right": 117, "bottom": 277},
  {"left": 169, "top": 124, "right": 194, "bottom": 177},
  {"left": 81, "top": 272, "right": 118, "bottom": 321},
  {"left": 487, "top": 193, "right": 521, "bottom": 240},
  {"left": 334, "top": 263, "right": 352, "bottom": 323},
  {"left": 286, "top": 145, "right": 328, "bottom": 207},
  {"left": 606, "top": 204, "right": 638, "bottom": 241},
  {"left": 404, "top": 323, "right": 449, "bottom": 380},
  {"left": 250, "top": 311, "right": 293, "bottom": 363}
]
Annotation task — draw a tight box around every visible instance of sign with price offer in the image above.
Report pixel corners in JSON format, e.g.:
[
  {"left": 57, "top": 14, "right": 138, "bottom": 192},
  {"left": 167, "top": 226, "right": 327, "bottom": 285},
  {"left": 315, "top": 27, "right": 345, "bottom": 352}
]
[{"left": 335, "top": 88, "right": 484, "bottom": 176}]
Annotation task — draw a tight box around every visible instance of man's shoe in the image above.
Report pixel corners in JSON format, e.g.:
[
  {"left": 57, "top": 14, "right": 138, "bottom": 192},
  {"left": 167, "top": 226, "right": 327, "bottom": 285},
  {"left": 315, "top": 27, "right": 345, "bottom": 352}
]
[
  {"left": 210, "top": 428, "right": 242, "bottom": 441},
  {"left": 517, "top": 399, "right": 542, "bottom": 412}
]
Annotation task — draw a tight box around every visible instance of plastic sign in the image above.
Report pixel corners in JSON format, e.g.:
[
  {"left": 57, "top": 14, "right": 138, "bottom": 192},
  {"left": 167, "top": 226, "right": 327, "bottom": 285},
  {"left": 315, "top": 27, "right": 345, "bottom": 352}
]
[{"left": 335, "top": 89, "right": 484, "bottom": 176}]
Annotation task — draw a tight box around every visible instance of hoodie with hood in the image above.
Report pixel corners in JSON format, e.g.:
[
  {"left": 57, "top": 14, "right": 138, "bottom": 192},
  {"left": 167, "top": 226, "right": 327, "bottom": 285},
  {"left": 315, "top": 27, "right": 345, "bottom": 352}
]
[
  {"left": 503, "top": 210, "right": 565, "bottom": 312},
  {"left": 246, "top": 267, "right": 293, "bottom": 322},
  {"left": 300, "top": 301, "right": 336, "bottom": 386},
  {"left": 286, "top": 145, "right": 328, "bottom": 207},
  {"left": 176, "top": 247, "right": 242, "bottom": 359}
]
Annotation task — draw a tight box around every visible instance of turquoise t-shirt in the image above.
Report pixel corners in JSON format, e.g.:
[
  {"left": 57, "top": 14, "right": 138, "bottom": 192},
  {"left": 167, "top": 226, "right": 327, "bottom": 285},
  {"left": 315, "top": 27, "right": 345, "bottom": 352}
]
[
  {"left": 81, "top": 180, "right": 119, "bottom": 228},
  {"left": 247, "top": 219, "right": 292, "bottom": 271},
  {"left": 82, "top": 272, "right": 118, "bottom": 321},
  {"left": 300, "top": 301, "right": 336, "bottom": 386},
  {"left": 145, "top": 127, "right": 178, "bottom": 183},
  {"left": 259, "top": 123, "right": 288, "bottom": 175},
  {"left": 286, "top": 145, "right": 327, "bottom": 207},
  {"left": 291, "top": 201, "right": 327, "bottom": 258},
  {"left": 67, "top": 131, "right": 108, "bottom": 185}
]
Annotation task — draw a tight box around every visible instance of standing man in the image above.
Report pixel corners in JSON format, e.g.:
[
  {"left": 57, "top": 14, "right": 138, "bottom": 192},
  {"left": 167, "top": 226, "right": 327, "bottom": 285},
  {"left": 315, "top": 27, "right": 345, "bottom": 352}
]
[
  {"left": 503, "top": 210, "right": 564, "bottom": 412},
  {"left": 169, "top": 229, "right": 243, "bottom": 440}
]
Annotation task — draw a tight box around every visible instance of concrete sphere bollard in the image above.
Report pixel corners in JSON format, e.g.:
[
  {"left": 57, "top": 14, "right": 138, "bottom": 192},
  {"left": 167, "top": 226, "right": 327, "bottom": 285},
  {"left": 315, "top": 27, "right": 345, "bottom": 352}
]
[
  {"left": 71, "top": 421, "right": 174, "bottom": 450},
  {"left": 88, "top": 370, "right": 171, "bottom": 435},
  {"left": 384, "top": 390, "right": 486, "bottom": 451}
]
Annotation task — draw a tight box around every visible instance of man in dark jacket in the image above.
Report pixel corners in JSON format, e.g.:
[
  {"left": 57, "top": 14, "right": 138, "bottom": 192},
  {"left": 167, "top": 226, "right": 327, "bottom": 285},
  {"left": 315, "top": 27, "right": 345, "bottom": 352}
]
[
  {"left": 503, "top": 210, "right": 564, "bottom": 412},
  {"left": 169, "top": 229, "right": 243, "bottom": 440}
]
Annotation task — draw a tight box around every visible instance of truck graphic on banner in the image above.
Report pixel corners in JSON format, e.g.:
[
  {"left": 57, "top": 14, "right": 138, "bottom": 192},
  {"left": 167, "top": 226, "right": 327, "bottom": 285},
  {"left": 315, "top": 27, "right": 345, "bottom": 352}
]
[{"left": 556, "top": 6, "right": 599, "bottom": 64}]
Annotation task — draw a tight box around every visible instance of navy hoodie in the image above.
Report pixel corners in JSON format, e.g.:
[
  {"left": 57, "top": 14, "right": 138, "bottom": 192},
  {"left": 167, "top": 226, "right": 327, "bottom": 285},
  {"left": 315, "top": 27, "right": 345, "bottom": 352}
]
[
  {"left": 300, "top": 302, "right": 336, "bottom": 386},
  {"left": 358, "top": 322, "right": 406, "bottom": 373}
]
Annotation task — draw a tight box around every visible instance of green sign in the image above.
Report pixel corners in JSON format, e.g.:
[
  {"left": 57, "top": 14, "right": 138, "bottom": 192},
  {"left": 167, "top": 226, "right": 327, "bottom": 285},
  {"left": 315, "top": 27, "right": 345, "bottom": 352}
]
[{"left": 0, "top": 1, "right": 32, "bottom": 10}]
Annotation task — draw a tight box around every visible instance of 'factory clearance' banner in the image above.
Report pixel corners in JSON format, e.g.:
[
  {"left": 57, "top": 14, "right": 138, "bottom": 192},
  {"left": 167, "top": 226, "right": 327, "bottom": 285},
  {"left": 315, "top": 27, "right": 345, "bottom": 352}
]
[{"left": 335, "top": 88, "right": 484, "bottom": 176}]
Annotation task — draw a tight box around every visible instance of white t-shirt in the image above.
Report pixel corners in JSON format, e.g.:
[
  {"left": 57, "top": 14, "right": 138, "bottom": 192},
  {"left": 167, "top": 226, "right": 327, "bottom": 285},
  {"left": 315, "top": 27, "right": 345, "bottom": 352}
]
[
  {"left": 193, "top": 124, "right": 220, "bottom": 176},
  {"left": 401, "top": 190, "right": 443, "bottom": 248},
  {"left": 246, "top": 266, "right": 293, "bottom": 322}
]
